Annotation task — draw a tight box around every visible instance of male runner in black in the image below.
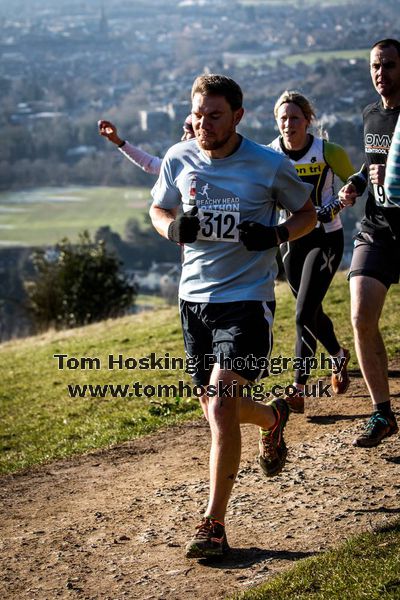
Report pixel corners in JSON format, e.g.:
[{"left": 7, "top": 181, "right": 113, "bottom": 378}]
[{"left": 339, "top": 38, "right": 400, "bottom": 447}]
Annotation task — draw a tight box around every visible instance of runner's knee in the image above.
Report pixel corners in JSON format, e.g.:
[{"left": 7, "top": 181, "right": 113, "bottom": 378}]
[
  {"left": 351, "top": 302, "right": 379, "bottom": 335},
  {"left": 207, "top": 395, "right": 239, "bottom": 429}
]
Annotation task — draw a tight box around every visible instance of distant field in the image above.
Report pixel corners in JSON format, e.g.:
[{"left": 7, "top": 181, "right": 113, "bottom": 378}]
[
  {"left": 284, "top": 48, "right": 369, "bottom": 66},
  {"left": 226, "top": 47, "right": 370, "bottom": 68},
  {"left": 0, "top": 186, "right": 150, "bottom": 247},
  {"left": 240, "top": 0, "right": 352, "bottom": 5}
]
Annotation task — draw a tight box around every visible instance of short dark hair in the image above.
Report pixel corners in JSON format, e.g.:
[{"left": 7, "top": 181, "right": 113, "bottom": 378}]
[
  {"left": 371, "top": 38, "right": 400, "bottom": 57},
  {"left": 191, "top": 74, "right": 243, "bottom": 111}
]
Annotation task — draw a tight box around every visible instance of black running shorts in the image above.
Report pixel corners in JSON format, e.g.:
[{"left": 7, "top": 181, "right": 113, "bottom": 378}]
[
  {"left": 179, "top": 299, "right": 275, "bottom": 386},
  {"left": 348, "top": 231, "right": 400, "bottom": 289}
]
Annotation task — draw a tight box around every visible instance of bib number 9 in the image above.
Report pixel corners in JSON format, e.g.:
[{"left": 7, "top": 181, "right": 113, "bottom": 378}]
[
  {"left": 373, "top": 183, "right": 387, "bottom": 205},
  {"left": 373, "top": 182, "right": 400, "bottom": 208}
]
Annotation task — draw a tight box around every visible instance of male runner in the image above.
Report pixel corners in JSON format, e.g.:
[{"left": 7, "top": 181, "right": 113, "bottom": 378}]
[
  {"left": 339, "top": 39, "right": 400, "bottom": 447},
  {"left": 149, "top": 74, "right": 315, "bottom": 558}
]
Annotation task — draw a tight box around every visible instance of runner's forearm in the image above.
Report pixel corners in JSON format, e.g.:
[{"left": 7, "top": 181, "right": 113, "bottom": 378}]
[
  {"left": 280, "top": 198, "right": 317, "bottom": 242},
  {"left": 119, "top": 142, "right": 162, "bottom": 175}
]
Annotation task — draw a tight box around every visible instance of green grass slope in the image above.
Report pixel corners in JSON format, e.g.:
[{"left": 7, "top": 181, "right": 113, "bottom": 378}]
[
  {"left": 0, "top": 272, "right": 399, "bottom": 474},
  {"left": 233, "top": 520, "right": 400, "bottom": 600}
]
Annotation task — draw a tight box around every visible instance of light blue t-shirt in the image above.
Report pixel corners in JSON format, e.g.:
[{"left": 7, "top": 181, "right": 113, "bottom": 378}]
[
  {"left": 385, "top": 117, "right": 400, "bottom": 206},
  {"left": 151, "top": 136, "right": 312, "bottom": 302}
]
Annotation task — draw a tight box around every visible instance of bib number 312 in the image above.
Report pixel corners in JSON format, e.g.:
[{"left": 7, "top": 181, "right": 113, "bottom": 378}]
[{"left": 198, "top": 210, "right": 240, "bottom": 242}]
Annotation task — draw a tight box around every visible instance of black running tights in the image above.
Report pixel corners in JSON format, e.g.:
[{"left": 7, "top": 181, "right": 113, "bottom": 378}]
[{"left": 280, "top": 227, "right": 344, "bottom": 384}]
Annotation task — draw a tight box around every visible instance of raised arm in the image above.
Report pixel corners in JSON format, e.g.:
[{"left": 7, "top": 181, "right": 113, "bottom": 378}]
[
  {"left": 98, "top": 119, "right": 162, "bottom": 175},
  {"left": 119, "top": 142, "right": 162, "bottom": 175},
  {"left": 98, "top": 119, "right": 124, "bottom": 146}
]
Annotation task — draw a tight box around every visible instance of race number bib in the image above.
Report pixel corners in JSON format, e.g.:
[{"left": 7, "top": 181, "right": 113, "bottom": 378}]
[
  {"left": 373, "top": 183, "right": 399, "bottom": 208},
  {"left": 197, "top": 209, "right": 240, "bottom": 242}
]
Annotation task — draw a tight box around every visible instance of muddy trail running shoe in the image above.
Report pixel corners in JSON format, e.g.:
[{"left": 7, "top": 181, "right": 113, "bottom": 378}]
[
  {"left": 185, "top": 517, "right": 229, "bottom": 559},
  {"left": 259, "top": 398, "right": 290, "bottom": 476},
  {"left": 353, "top": 410, "right": 398, "bottom": 448},
  {"left": 331, "top": 348, "right": 351, "bottom": 394}
]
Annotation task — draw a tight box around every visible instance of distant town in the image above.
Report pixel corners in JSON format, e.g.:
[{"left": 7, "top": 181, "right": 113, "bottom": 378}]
[
  {"left": 0, "top": 0, "right": 399, "bottom": 339},
  {"left": 1, "top": 0, "right": 399, "bottom": 190}
]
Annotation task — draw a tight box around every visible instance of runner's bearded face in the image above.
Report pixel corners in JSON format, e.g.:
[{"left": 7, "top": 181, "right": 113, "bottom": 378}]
[
  {"left": 370, "top": 46, "right": 400, "bottom": 102},
  {"left": 191, "top": 93, "right": 240, "bottom": 154},
  {"left": 276, "top": 102, "right": 310, "bottom": 150}
]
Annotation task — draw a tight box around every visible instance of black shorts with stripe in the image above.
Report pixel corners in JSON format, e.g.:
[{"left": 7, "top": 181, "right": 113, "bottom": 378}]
[{"left": 179, "top": 299, "right": 275, "bottom": 386}]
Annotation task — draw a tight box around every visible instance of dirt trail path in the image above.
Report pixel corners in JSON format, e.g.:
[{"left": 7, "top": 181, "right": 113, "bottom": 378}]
[{"left": 1, "top": 364, "right": 400, "bottom": 600}]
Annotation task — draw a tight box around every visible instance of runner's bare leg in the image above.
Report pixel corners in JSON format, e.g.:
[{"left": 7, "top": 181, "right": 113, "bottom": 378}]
[
  {"left": 203, "top": 366, "right": 277, "bottom": 521},
  {"left": 350, "top": 276, "right": 390, "bottom": 406}
]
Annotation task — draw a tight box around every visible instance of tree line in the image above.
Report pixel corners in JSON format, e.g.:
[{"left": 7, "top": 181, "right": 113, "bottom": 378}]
[{"left": 0, "top": 218, "right": 180, "bottom": 341}]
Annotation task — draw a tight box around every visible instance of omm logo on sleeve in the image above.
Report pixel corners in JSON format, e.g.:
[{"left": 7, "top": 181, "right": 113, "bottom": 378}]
[{"left": 365, "top": 133, "right": 392, "bottom": 154}]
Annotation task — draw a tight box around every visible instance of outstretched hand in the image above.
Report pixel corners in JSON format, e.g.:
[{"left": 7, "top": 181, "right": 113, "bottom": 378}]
[{"left": 98, "top": 120, "right": 123, "bottom": 146}]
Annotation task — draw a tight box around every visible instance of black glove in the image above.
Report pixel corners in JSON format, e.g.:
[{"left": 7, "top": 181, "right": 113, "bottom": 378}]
[
  {"left": 237, "top": 221, "right": 279, "bottom": 251},
  {"left": 316, "top": 199, "right": 342, "bottom": 224},
  {"left": 167, "top": 207, "right": 200, "bottom": 243},
  {"left": 347, "top": 169, "right": 367, "bottom": 196}
]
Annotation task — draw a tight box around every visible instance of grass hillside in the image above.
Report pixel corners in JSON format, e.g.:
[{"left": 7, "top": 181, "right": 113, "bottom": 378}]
[
  {"left": 233, "top": 520, "right": 400, "bottom": 600},
  {"left": 1, "top": 272, "right": 399, "bottom": 474}
]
